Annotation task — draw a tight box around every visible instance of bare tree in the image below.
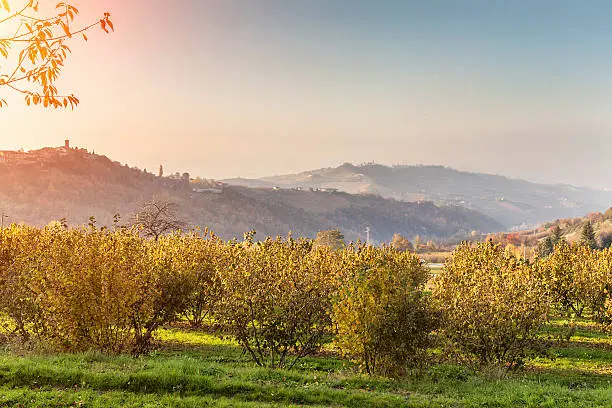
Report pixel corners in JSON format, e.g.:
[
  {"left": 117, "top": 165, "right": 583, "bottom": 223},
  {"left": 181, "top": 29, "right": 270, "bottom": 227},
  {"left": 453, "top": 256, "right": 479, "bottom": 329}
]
[{"left": 131, "top": 200, "right": 186, "bottom": 240}]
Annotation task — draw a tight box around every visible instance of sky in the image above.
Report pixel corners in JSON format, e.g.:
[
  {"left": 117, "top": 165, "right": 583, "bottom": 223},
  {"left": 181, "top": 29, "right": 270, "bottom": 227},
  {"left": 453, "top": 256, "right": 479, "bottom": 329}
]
[{"left": 1, "top": 0, "right": 612, "bottom": 189}]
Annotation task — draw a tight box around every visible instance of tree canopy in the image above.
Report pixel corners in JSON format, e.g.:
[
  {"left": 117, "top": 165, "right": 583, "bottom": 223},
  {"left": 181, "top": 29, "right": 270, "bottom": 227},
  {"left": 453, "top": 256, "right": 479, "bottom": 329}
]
[
  {"left": 0, "top": 1, "right": 113, "bottom": 108},
  {"left": 313, "top": 229, "right": 346, "bottom": 251},
  {"left": 390, "top": 233, "right": 413, "bottom": 252}
]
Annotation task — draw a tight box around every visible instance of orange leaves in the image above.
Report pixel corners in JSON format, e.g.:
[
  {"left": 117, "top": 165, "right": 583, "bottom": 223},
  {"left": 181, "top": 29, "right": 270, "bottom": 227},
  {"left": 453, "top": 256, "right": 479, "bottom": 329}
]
[
  {"left": 0, "top": 1, "right": 113, "bottom": 108},
  {"left": 56, "top": 2, "right": 78, "bottom": 21},
  {"left": 100, "top": 13, "right": 114, "bottom": 33},
  {"left": 24, "top": 91, "right": 78, "bottom": 109},
  {"left": 59, "top": 20, "right": 71, "bottom": 38},
  {"left": 0, "top": 39, "right": 9, "bottom": 58}
]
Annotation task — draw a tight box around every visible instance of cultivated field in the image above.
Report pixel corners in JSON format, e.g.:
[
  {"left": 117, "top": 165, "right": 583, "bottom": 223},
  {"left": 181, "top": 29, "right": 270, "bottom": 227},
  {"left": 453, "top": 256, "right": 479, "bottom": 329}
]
[{"left": 1, "top": 226, "right": 612, "bottom": 407}]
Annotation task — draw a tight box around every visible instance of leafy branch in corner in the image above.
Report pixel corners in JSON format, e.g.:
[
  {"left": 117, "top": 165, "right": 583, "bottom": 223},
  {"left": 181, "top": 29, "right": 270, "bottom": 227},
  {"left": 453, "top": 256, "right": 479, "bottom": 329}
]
[{"left": 0, "top": 0, "right": 113, "bottom": 108}]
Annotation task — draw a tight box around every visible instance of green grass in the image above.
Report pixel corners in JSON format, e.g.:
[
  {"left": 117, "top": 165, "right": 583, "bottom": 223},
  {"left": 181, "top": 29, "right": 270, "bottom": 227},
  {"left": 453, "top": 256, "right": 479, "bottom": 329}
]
[{"left": 1, "top": 323, "right": 612, "bottom": 407}]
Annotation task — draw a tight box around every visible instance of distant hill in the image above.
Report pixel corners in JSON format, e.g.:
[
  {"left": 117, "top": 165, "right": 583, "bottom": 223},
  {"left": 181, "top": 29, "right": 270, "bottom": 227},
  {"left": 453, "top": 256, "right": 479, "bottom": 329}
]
[
  {"left": 224, "top": 163, "right": 612, "bottom": 228},
  {"left": 0, "top": 146, "right": 502, "bottom": 242}
]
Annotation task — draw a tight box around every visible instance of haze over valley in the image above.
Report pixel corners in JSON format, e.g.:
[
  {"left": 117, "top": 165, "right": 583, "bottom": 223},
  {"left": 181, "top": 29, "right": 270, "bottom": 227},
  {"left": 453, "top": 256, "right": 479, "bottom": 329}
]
[
  {"left": 1, "top": 142, "right": 610, "bottom": 243},
  {"left": 226, "top": 163, "right": 612, "bottom": 229},
  {"left": 0, "top": 143, "right": 504, "bottom": 242}
]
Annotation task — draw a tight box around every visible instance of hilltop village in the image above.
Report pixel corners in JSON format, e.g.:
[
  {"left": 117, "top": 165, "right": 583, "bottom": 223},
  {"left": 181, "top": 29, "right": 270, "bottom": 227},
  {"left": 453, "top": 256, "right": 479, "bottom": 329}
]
[{"left": 0, "top": 140, "right": 225, "bottom": 193}]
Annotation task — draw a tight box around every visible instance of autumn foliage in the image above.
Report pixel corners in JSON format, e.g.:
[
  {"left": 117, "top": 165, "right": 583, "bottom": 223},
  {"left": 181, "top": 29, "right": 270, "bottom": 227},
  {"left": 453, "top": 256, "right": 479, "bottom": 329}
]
[
  {"left": 215, "top": 237, "right": 339, "bottom": 368},
  {"left": 0, "top": 224, "right": 189, "bottom": 354},
  {"left": 432, "top": 242, "right": 550, "bottom": 369},
  {"left": 3, "top": 222, "right": 612, "bottom": 376},
  {"left": 333, "top": 245, "right": 436, "bottom": 376},
  {"left": 0, "top": 1, "right": 113, "bottom": 108}
]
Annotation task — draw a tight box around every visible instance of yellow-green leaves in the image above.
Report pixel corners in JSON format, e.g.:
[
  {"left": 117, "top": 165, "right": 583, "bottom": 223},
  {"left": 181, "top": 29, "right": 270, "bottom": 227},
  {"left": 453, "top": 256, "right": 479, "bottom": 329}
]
[
  {"left": 0, "top": 225, "right": 190, "bottom": 355},
  {"left": 214, "top": 237, "right": 339, "bottom": 369},
  {"left": 432, "top": 242, "right": 550, "bottom": 369},
  {"left": 333, "top": 245, "right": 436, "bottom": 376}
]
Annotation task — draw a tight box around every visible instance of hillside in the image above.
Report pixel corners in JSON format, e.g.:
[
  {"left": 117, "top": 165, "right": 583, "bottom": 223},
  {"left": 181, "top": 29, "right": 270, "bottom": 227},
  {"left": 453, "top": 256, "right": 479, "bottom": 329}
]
[
  {"left": 0, "top": 145, "right": 502, "bottom": 242},
  {"left": 224, "top": 163, "right": 612, "bottom": 228},
  {"left": 489, "top": 208, "right": 612, "bottom": 250}
]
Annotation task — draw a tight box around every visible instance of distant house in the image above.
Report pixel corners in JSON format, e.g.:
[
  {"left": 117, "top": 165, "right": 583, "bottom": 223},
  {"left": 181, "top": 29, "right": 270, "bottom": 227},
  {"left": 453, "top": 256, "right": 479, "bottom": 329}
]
[
  {"left": 191, "top": 178, "right": 225, "bottom": 194},
  {"left": 193, "top": 187, "right": 223, "bottom": 194}
]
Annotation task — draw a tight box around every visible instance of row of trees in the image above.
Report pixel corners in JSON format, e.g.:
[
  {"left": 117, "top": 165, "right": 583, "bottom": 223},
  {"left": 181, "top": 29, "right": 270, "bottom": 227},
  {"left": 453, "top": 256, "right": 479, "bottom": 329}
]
[
  {"left": 1, "top": 224, "right": 612, "bottom": 376},
  {"left": 315, "top": 230, "right": 441, "bottom": 254},
  {"left": 0, "top": 225, "right": 423, "bottom": 363}
]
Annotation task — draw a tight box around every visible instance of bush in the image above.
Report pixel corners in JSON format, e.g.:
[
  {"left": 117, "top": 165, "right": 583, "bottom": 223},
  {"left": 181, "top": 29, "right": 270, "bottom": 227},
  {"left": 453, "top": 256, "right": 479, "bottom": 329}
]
[
  {"left": 333, "top": 245, "right": 436, "bottom": 376},
  {"left": 154, "top": 231, "right": 222, "bottom": 328},
  {"left": 0, "top": 225, "right": 48, "bottom": 343},
  {"left": 214, "top": 237, "right": 339, "bottom": 368},
  {"left": 593, "top": 248, "right": 612, "bottom": 326},
  {"left": 432, "top": 241, "right": 549, "bottom": 369},
  {"left": 540, "top": 241, "right": 597, "bottom": 318},
  {"left": 0, "top": 225, "right": 192, "bottom": 355}
]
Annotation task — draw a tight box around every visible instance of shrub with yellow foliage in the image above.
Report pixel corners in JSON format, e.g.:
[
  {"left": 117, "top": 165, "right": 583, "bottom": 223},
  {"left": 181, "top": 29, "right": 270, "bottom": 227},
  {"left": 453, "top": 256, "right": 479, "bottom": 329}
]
[
  {"left": 0, "top": 224, "right": 191, "bottom": 354},
  {"left": 214, "top": 237, "right": 339, "bottom": 368},
  {"left": 333, "top": 245, "right": 436, "bottom": 376},
  {"left": 432, "top": 241, "right": 549, "bottom": 369}
]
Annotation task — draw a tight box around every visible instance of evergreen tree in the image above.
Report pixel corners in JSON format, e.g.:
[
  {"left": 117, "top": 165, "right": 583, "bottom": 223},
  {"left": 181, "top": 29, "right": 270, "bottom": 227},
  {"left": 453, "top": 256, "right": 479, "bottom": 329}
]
[
  {"left": 600, "top": 232, "right": 612, "bottom": 249},
  {"left": 551, "top": 225, "right": 564, "bottom": 246},
  {"left": 580, "top": 221, "right": 598, "bottom": 249},
  {"left": 536, "top": 236, "right": 554, "bottom": 257}
]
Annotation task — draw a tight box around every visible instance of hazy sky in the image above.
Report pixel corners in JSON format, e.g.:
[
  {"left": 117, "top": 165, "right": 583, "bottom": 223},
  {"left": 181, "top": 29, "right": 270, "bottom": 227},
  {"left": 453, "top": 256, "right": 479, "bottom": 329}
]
[{"left": 2, "top": 1, "right": 612, "bottom": 189}]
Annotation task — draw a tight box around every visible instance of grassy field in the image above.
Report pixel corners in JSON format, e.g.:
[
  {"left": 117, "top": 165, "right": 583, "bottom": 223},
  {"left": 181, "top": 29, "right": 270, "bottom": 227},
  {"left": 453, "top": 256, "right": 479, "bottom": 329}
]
[{"left": 1, "top": 320, "right": 612, "bottom": 407}]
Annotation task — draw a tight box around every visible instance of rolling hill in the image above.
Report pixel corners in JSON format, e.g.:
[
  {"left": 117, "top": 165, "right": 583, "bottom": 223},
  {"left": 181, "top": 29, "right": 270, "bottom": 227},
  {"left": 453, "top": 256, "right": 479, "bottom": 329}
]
[
  {"left": 224, "top": 163, "right": 612, "bottom": 228},
  {"left": 0, "top": 146, "right": 502, "bottom": 242}
]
